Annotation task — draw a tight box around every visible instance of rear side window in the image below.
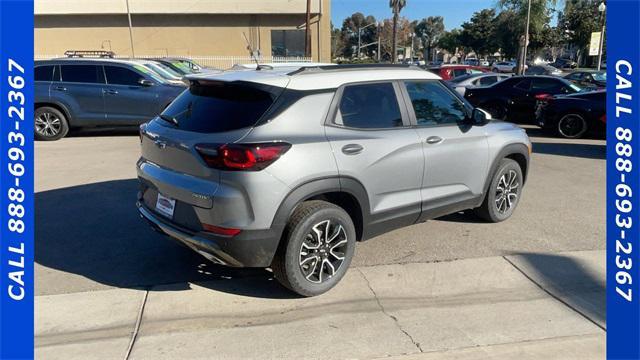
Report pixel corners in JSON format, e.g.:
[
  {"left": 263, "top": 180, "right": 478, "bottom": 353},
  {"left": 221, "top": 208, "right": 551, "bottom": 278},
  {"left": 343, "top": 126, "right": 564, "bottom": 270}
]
[
  {"left": 335, "top": 82, "right": 403, "bottom": 129},
  {"left": 478, "top": 76, "right": 497, "bottom": 86},
  {"left": 514, "top": 79, "right": 531, "bottom": 91},
  {"left": 160, "top": 81, "right": 277, "bottom": 133},
  {"left": 453, "top": 69, "right": 468, "bottom": 78},
  {"left": 35, "top": 65, "right": 54, "bottom": 82},
  {"left": 105, "top": 66, "right": 144, "bottom": 86},
  {"left": 531, "top": 78, "right": 561, "bottom": 91},
  {"left": 60, "top": 65, "right": 103, "bottom": 84}
]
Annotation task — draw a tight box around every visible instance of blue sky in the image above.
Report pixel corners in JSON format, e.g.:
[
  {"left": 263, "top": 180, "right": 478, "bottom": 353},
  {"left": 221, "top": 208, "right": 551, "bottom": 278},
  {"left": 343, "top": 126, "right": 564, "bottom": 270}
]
[{"left": 331, "top": 0, "right": 562, "bottom": 30}]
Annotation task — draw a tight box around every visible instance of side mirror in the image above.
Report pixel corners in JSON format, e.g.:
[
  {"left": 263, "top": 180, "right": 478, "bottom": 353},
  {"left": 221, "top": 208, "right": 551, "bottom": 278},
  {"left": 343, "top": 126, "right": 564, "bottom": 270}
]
[
  {"left": 138, "top": 79, "right": 154, "bottom": 87},
  {"left": 471, "top": 108, "right": 491, "bottom": 125}
]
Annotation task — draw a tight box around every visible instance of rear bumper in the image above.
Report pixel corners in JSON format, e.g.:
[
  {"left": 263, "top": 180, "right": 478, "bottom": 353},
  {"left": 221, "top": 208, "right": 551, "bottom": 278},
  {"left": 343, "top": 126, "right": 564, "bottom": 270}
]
[{"left": 137, "top": 202, "right": 282, "bottom": 268}]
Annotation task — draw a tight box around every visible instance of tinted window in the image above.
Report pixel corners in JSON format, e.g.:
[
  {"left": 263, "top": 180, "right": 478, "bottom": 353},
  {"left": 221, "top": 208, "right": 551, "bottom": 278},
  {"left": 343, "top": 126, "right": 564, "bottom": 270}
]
[
  {"left": 478, "top": 76, "right": 497, "bottom": 86},
  {"left": 335, "top": 83, "right": 403, "bottom": 129},
  {"left": 105, "top": 66, "right": 145, "bottom": 86},
  {"left": 453, "top": 69, "right": 468, "bottom": 78},
  {"left": 450, "top": 74, "right": 474, "bottom": 84},
  {"left": 566, "top": 72, "right": 583, "bottom": 80},
  {"left": 514, "top": 79, "right": 531, "bottom": 90},
  {"left": 35, "top": 65, "right": 54, "bottom": 82},
  {"left": 60, "top": 65, "right": 103, "bottom": 83},
  {"left": 531, "top": 78, "right": 562, "bottom": 91},
  {"left": 160, "top": 82, "right": 277, "bottom": 133},
  {"left": 405, "top": 81, "right": 467, "bottom": 126}
]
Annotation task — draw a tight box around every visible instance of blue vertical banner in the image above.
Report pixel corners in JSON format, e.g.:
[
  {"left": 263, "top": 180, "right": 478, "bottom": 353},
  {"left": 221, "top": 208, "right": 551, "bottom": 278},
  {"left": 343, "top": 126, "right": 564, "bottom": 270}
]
[
  {"left": 0, "top": 0, "right": 35, "bottom": 359},
  {"left": 607, "top": 0, "right": 640, "bottom": 359}
]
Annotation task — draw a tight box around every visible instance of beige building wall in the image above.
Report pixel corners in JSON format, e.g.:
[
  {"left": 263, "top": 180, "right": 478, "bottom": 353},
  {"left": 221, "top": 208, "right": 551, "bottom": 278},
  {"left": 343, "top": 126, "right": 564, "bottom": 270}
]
[{"left": 34, "top": 0, "right": 331, "bottom": 62}]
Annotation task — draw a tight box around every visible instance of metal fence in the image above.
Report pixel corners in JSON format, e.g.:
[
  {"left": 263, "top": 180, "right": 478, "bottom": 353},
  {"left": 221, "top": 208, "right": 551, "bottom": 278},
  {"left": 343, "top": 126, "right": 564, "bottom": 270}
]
[{"left": 35, "top": 55, "right": 313, "bottom": 69}]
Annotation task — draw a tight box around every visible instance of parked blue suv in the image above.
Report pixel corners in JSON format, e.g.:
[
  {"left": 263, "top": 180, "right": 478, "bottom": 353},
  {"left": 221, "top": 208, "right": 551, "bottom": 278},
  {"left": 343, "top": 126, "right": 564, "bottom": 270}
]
[{"left": 34, "top": 58, "right": 185, "bottom": 140}]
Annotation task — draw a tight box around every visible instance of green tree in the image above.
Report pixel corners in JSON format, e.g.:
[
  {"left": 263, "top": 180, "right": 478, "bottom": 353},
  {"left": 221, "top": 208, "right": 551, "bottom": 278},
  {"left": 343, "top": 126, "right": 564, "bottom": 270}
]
[
  {"left": 437, "top": 29, "right": 462, "bottom": 55},
  {"left": 389, "top": 0, "right": 407, "bottom": 63},
  {"left": 414, "top": 16, "right": 445, "bottom": 62},
  {"left": 494, "top": 9, "right": 521, "bottom": 59},
  {"left": 559, "top": 0, "right": 603, "bottom": 66},
  {"left": 459, "top": 9, "right": 498, "bottom": 58},
  {"left": 340, "top": 13, "right": 378, "bottom": 58},
  {"left": 498, "top": 0, "right": 556, "bottom": 69}
]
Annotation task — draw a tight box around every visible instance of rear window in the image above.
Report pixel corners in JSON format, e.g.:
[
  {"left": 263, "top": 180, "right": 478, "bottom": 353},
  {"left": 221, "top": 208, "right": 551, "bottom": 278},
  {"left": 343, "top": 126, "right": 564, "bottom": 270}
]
[
  {"left": 35, "top": 65, "right": 54, "bottom": 82},
  {"left": 160, "top": 81, "right": 278, "bottom": 133}
]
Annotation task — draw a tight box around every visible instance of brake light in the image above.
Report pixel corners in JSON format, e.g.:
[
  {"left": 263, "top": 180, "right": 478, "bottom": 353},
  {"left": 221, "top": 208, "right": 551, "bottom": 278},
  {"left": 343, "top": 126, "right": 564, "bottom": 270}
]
[
  {"left": 201, "top": 223, "right": 241, "bottom": 237},
  {"left": 195, "top": 142, "right": 291, "bottom": 171},
  {"left": 599, "top": 114, "right": 606, "bottom": 124},
  {"left": 535, "top": 93, "right": 552, "bottom": 101}
]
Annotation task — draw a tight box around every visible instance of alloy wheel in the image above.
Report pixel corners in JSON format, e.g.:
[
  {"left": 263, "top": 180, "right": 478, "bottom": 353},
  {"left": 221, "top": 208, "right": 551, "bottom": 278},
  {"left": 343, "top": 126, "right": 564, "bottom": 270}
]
[
  {"left": 299, "top": 219, "right": 348, "bottom": 284},
  {"left": 495, "top": 169, "right": 519, "bottom": 214},
  {"left": 35, "top": 111, "right": 62, "bottom": 137},
  {"left": 558, "top": 114, "right": 587, "bottom": 138}
]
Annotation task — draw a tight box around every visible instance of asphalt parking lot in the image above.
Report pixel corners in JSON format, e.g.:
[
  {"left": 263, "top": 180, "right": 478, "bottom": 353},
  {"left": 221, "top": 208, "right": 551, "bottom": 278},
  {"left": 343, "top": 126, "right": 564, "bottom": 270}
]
[{"left": 35, "top": 126, "right": 606, "bottom": 358}]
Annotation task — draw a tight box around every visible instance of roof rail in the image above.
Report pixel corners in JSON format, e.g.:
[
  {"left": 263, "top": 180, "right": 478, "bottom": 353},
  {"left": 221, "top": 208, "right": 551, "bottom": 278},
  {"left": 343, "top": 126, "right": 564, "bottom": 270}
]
[
  {"left": 287, "top": 63, "right": 421, "bottom": 75},
  {"left": 64, "top": 50, "right": 115, "bottom": 58}
]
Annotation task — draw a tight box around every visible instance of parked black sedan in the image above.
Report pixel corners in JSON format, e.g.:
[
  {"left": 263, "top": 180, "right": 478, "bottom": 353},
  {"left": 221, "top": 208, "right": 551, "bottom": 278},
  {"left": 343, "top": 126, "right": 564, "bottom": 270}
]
[
  {"left": 464, "top": 75, "right": 583, "bottom": 122},
  {"left": 536, "top": 90, "right": 605, "bottom": 139},
  {"left": 564, "top": 70, "right": 606, "bottom": 90}
]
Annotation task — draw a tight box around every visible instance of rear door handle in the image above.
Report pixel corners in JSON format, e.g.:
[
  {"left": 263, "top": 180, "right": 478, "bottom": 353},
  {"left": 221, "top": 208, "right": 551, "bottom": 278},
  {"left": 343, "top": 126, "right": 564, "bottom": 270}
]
[
  {"left": 53, "top": 86, "right": 67, "bottom": 91},
  {"left": 426, "top": 136, "right": 443, "bottom": 144},
  {"left": 341, "top": 144, "right": 363, "bottom": 155},
  {"left": 103, "top": 89, "right": 119, "bottom": 95}
]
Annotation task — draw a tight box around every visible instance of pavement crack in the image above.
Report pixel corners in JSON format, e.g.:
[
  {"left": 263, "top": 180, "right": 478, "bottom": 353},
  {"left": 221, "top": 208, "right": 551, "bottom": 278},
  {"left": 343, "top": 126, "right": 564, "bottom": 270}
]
[
  {"left": 501, "top": 256, "right": 606, "bottom": 332},
  {"left": 124, "top": 290, "right": 149, "bottom": 360},
  {"left": 357, "top": 268, "right": 424, "bottom": 353}
]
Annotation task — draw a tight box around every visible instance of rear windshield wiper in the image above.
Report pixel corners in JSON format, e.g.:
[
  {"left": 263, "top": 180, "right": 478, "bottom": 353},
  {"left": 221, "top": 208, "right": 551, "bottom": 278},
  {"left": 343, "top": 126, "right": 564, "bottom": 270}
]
[{"left": 158, "top": 114, "right": 179, "bottom": 126}]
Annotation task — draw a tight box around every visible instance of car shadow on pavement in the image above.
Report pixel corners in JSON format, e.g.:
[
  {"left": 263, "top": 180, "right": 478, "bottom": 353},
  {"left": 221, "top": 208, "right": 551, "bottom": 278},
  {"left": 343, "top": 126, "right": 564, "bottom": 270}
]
[
  {"left": 532, "top": 141, "right": 606, "bottom": 160},
  {"left": 507, "top": 252, "right": 605, "bottom": 327},
  {"left": 35, "top": 179, "right": 297, "bottom": 299}
]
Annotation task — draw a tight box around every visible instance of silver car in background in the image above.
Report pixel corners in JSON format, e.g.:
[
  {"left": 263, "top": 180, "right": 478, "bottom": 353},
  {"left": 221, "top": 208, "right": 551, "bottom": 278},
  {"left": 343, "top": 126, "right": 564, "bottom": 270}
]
[{"left": 449, "top": 73, "right": 512, "bottom": 95}]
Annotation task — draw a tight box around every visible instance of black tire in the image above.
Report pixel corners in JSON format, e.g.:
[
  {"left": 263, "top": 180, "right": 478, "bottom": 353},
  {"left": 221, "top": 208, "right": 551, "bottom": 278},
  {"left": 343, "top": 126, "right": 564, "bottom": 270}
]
[
  {"left": 272, "top": 200, "right": 356, "bottom": 297},
  {"left": 474, "top": 158, "right": 523, "bottom": 223},
  {"left": 34, "top": 106, "right": 69, "bottom": 141},
  {"left": 483, "top": 102, "right": 508, "bottom": 120},
  {"left": 556, "top": 113, "right": 588, "bottom": 139}
]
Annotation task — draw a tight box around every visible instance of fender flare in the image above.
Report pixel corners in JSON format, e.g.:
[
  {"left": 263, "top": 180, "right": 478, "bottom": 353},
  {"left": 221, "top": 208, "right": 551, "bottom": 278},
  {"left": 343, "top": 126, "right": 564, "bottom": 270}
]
[
  {"left": 481, "top": 143, "right": 530, "bottom": 198},
  {"left": 269, "top": 176, "right": 371, "bottom": 241},
  {"left": 35, "top": 101, "right": 74, "bottom": 126}
]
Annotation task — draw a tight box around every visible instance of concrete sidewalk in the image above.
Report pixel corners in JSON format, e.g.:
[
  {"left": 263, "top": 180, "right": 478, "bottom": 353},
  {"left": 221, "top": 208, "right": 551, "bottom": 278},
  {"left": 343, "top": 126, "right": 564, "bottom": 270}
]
[{"left": 36, "top": 250, "right": 605, "bottom": 359}]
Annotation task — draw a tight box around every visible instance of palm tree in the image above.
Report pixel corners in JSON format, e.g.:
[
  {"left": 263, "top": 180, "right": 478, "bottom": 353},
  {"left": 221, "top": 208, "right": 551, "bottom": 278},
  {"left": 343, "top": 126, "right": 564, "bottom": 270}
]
[{"left": 389, "top": 0, "right": 407, "bottom": 63}]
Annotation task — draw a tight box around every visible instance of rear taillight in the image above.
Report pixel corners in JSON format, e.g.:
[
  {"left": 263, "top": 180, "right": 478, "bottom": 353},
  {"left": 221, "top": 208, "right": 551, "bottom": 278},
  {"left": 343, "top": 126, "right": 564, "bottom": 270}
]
[
  {"left": 195, "top": 142, "right": 291, "bottom": 171},
  {"left": 599, "top": 114, "right": 606, "bottom": 124},
  {"left": 535, "top": 93, "right": 552, "bottom": 101}
]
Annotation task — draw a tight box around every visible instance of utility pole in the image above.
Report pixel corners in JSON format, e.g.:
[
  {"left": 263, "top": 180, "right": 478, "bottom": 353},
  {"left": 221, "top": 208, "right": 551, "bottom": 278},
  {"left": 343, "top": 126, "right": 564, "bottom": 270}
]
[
  {"left": 597, "top": 2, "right": 606, "bottom": 70},
  {"left": 126, "top": 0, "right": 135, "bottom": 57},
  {"left": 377, "top": 24, "right": 381, "bottom": 62},
  {"left": 357, "top": 28, "right": 361, "bottom": 59},
  {"left": 305, "top": 0, "right": 312, "bottom": 58},
  {"left": 520, "top": 0, "right": 532, "bottom": 75}
]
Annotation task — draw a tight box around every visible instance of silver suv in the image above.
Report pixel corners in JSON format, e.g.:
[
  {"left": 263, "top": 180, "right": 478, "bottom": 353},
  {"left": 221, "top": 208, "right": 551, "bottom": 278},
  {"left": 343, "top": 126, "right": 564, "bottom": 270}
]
[{"left": 137, "top": 64, "right": 531, "bottom": 296}]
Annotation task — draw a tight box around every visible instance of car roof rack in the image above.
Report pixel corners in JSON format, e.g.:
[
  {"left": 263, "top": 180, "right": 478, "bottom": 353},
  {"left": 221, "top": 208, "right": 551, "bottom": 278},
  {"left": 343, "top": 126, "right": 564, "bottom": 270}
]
[
  {"left": 64, "top": 50, "right": 115, "bottom": 58},
  {"left": 287, "top": 63, "right": 421, "bottom": 75}
]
